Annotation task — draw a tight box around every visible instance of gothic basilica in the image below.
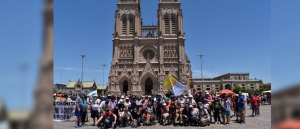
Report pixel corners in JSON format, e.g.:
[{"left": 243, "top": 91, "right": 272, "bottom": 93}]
[{"left": 108, "top": 0, "right": 192, "bottom": 95}]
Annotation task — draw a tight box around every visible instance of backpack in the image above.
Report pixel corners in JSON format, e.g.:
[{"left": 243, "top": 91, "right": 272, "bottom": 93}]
[
  {"left": 213, "top": 101, "right": 220, "bottom": 109},
  {"left": 132, "top": 119, "right": 138, "bottom": 128}
]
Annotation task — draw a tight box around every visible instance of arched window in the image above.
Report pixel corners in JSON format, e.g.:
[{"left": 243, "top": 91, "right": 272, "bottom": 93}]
[
  {"left": 171, "top": 15, "right": 176, "bottom": 34},
  {"left": 122, "top": 17, "right": 127, "bottom": 34},
  {"left": 164, "top": 16, "right": 169, "bottom": 34},
  {"left": 129, "top": 17, "right": 134, "bottom": 34}
]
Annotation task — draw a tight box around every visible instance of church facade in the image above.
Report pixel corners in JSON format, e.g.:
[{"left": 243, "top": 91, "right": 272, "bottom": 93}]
[{"left": 108, "top": 0, "right": 192, "bottom": 95}]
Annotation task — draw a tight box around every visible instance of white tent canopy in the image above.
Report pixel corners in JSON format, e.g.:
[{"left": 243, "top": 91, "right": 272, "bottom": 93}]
[{"left": 263, "top": 90, "right": 271, "bottom": 93}]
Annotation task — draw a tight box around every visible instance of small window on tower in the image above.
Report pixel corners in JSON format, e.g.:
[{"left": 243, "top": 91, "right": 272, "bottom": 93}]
[
  {"left": 164, "top": 16, "right": 169, "bottom": 34},
  {"left": 129, "top": 17, "right": 134, "bottom": 34},
  {"left": 171, "top": 16, "right": 176, "bottom": 34},
  {"left": 122, "top": 17, "right": 127, "bottom": 34}
]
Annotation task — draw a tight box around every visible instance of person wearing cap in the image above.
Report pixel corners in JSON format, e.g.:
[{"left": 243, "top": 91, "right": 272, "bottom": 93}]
[
  {"left": 117, "top": 96, "right": 125, "bottom": 111},
  {"left": 238, "top": 91, "right": 246, "bottom": 124},
  {"left": 162, "top": 102, "right": 169, "bottom": 125},
  {"left": 203, "top": 99, "right": 212, "bottom": 122},
  {"left": 205, "top": 93, "right": 213, "bottom": 102},
  {"left": 124, "top": 97, "right": 131, "bottom": 109},
  {"left": 212, "top": 96, "right": 222, "bottom": 124},
  {"left": 199, "top": 104, "right": 210, "bottom": 126},
  {"left": 141, "top": 95, "right": 145, "bottom": 100},
  {"left": 187, "top": 94, "right": 196, "bottom": 106},
  {"left": 189, "top": 104, "right": 199, "bottom": 126},
  {"left": 89, "top": 94, "right": 100, "bottom": 126}
]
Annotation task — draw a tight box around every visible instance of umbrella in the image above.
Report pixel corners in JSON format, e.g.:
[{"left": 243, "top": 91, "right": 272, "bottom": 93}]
[
  {"left": 217, "top": 89, "right": 234, "bottom": 95},
  {"left": 275, "top": 120, "right": 300, "bottom": 129}
]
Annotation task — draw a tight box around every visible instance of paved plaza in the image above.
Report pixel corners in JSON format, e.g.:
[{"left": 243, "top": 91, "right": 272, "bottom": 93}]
[{"left": 54, "top": 104, "right": 271, "bottom": 129}]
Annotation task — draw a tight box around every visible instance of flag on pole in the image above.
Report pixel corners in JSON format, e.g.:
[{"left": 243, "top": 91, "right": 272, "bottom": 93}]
[
  {"left": 163, "top": 74, "right": 177, "bottom": 90},
  {"left": 163, "top": 74, "right": 187, "bottom": 96},
  {"left": 87, "top": 90, "right": 97, "bottom": 96}
]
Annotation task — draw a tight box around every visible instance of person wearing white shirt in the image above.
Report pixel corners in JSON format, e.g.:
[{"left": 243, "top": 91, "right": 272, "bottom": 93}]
[
  {"left": 187, "top": 94, "right": 196, "bottom": 106},
  {"left": 124, "top": 97, "right": 131, "bottom": 109},
  {"left": 119, "top": 107, "right": 133, "bottom": 127},
  {"left": 177, "top": 95, "right": 186, "bottom": 107},
  {"left": 90, "top": 94, "right": 100, "bottom": 126},
  {"left": 118, "top": 96, "right": 125, "bottom": 105},
  {"left": 99, "top": 100, "right": 109, "bottom": 116}
]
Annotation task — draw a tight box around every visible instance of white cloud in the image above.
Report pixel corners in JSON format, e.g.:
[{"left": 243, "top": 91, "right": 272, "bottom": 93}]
[
  {"left": 192, "top": 70, "right": 221, "bottom": 78},
  {"left": 54, "top": 67, "right": 104, "bottom": 73}
]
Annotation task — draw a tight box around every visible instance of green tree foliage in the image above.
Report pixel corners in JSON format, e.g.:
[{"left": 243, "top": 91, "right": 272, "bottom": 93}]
[
  {"left": 233, "top": 86, "right": 242, "bottom": 93},
  {"left": 259, "top": 79, "right": 263, "bottom": 84}
]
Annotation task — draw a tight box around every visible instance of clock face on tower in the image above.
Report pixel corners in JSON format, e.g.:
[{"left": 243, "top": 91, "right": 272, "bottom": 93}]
[
  {"left": 125, "top": 9, "right": 131, "bottom": 14},
  {"left": 167, "top": 8, "right": 173, "bottom": 14}
]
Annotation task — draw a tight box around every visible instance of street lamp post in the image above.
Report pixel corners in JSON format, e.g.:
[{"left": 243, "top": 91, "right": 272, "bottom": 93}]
[
  {"left": 80, "top": 55, "right": 86, "bottom": 82},
  {"left": 198, "top": 54, "right": 205, "bottom": 96},
  {"left": 102, "top": 64, "right": 106, "bottom": 86}
]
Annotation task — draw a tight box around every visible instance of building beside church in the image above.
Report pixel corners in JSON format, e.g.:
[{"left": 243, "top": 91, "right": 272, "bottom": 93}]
[
  {"left": 190, "top": 73, "right": 260, "bottom": 94},
  {"left": 65, "top": 79, "right": 97, "bottom": 94},
  {"left": 108, "top": 0, "right": 192, "bottom": 95}
]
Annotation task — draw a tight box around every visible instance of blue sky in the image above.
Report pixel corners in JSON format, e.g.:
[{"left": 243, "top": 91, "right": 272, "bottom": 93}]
[
  {"left": 271, "top": 0, "right": 300, "bottom": 92},
  {"left": 54, "top": 0, "right": 271, "bottom": 87},
  {"left": 0, "top": 0, "right": 43, "bottom": 110}
]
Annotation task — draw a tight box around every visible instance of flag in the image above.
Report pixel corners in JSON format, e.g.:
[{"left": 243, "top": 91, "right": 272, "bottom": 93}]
[
  {"left": 170, "top": 81, "right": 187, "bottom": 96},
  {"left": 163, "top": 74, "right": 187, "bottom": 96},
  {"left": 87, "top": 90, "right": 97, "bottom": 96},
  {"left": 163, "top": 74, "right": 177, "bottom": 90}
]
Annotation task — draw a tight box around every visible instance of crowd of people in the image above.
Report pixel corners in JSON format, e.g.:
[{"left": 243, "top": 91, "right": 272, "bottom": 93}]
[{"left": 53, "top": 89, "right": 270, "bottom": 129}]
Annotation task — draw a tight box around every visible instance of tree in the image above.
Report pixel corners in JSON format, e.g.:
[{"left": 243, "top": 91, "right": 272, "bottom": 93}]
[
  {"left": 259, "top": 79, "right": 263, "bottom": 84},
  {"left": 53, "top": 87, "right": 56, "bottom": 94},
  {"left": 233, "top": 86, "right": 242, "bottom": 93}
]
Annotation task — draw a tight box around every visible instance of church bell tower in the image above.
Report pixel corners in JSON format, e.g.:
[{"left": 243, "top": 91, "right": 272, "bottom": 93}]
[{"left": 108, "top": 0, "right": 192, "bottom": 95}]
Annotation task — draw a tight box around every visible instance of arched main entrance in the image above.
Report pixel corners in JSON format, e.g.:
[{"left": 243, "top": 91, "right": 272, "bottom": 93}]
[
  {"left": 225, "top": 84, "right": 232, "bottom": 90},
  {"left": 123, "top": 80, "right": 128, "bottom": 94},
  {"left": 145, "top": 78, "right": 153, "bottom": 95}
]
